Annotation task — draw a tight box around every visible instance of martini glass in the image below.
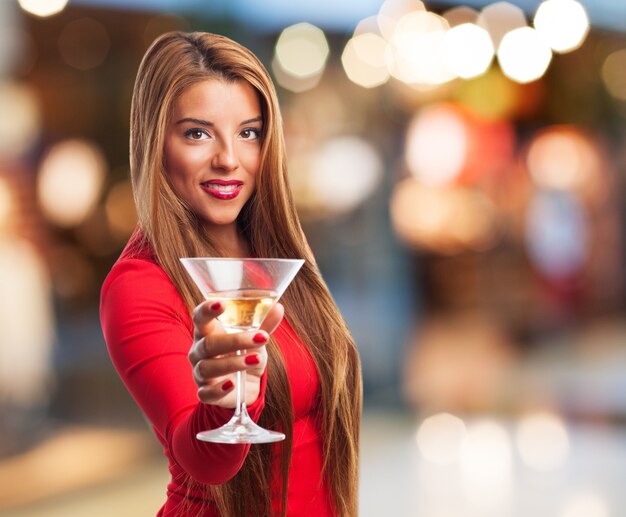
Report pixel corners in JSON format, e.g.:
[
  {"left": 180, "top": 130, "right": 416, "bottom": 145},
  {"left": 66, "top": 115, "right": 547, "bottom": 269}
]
[{"left": 180, "top": 257, "right": 304, "bottom": 444}]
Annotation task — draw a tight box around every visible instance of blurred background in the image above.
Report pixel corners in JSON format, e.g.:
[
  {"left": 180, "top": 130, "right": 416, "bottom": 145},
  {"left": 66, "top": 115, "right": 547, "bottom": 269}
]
[{"left": 0, "top": 0, "right": 625, "bottom": 515}]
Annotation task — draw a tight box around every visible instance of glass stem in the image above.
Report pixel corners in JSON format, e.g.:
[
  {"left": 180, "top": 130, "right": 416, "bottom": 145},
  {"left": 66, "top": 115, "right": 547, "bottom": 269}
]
[{"left": 234, "top": 349, "right": 248, "bottom": 422}]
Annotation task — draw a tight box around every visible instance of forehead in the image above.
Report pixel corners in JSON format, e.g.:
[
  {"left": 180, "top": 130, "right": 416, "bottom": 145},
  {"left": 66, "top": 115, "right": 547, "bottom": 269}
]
[{"left": 172, "top": 78, "right": 261, "bottom": 119}]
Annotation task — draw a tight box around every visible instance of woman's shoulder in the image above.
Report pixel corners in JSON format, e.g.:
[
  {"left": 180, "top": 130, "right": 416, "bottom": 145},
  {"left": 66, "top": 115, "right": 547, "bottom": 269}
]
[{"left": 100, "top": 229, "right": 179, "bottom": 306}]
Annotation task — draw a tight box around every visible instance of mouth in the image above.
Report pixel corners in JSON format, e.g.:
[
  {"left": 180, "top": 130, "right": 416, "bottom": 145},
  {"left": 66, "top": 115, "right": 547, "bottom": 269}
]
[{"left": 200, "top": 180, "right": 244, "bottom": 200}]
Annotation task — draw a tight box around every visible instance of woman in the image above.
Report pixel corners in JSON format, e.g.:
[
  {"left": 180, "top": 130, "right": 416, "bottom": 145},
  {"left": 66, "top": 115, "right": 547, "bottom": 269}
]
[{"left": 100, "top": 31, "right": 362, "bottom": 516}]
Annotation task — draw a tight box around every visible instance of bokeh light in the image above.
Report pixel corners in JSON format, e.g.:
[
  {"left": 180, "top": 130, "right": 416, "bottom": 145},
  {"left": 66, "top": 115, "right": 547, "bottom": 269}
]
[
  {"left": 526, "top": 127, "right": 600, "bottom": 191},
  {"left": 37, "top": 140, "right": 107, "bottom": 228},
  {"left": 58, "top": 18, "right": 111, "bottom": 70},
  {"left": 498, "top": 27, "right": 552, "bottom": 83},
  {"left": 406, "top": 104, "right": 467, "bottom": 185},
  {"left": 416, "top": 412, "right": 467, "bottom": 465},
  {"left": 534, "top": 0, "right": 589, "bottom": 53},
  {"left": 0, "top": 81, "right": 41, "bottom": 159},
  {"left": 516, "top": 411, "right": 570, "bottom": 470},
  {"left": 104, "top": 180, "right": 138, "bottom": 243},
  {"left": 273, "top": 23, "right": 329, "bottom": 92},
  {"left": 377, "top": 0, "right": 426, "bottom": 40},
  {"left": 441, "top": 5, "right": 478, "bottom": 28},
  {"left": 455, "top": 67, "right": 521, "bottom": 120},
  {"left": 142, "top": 13, "right": 189, "bottom": 48},
  {"left": 525, "top": 190, "right": 588, "bottom": 279},
  {"left": 386, "top": 11, "right": 456, "bottom": 86},
  {"left": 601, "top": 49, "right": 626, "bottom": 102},
  {"left": 18, "top": 0, "right": 68, "bottom": 17},
  {"left": 559, "top": 491, "right": 610, "bottom": 517},
  {"left": 342, "top": 33, "right": 390, "bottom": 88},
  {"left": 442, "top": 6, "right": 479, "bottom": 27},
  {"left": 0, "top": 3, "right": 37, "bottom": 77},
  {"left": 442, "top": 23, "right": 494, "bottom": 79},
  {"left": 459, "top": 420, "right": 513, "bottom": 507},
  {"left": 477, "top": 2, "right": 527, "bottom": 50},
  {"left": 0, "top": 178, "right": 14, "bottom": 233},
  {"left": 308, "top": 136, "right": 383, "bottom": 215},
  {"left": 0, "top": 238, "right": 54, "bottom": 406},
  {"left": 390, "top": 179, "right": 499, "bottom": 253}
]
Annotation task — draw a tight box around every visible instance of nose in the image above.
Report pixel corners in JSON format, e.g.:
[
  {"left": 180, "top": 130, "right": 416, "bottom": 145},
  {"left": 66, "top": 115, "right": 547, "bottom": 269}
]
[{"left": 211, "top": 140, "right": 239, "bottom": 172}]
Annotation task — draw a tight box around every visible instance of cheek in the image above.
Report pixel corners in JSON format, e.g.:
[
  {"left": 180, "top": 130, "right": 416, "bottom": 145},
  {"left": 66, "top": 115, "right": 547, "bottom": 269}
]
[
  {"left": 165, "top": 144, "right": 203, "bottom": 185},
  {"left": 241, "top": 147, "right": 261, "bottom": 176}
]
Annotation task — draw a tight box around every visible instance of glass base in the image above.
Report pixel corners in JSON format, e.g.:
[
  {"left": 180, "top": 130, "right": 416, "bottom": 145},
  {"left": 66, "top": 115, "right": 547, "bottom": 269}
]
[{"left": 196, "top": 407, "right": 286, "bottom": 444}]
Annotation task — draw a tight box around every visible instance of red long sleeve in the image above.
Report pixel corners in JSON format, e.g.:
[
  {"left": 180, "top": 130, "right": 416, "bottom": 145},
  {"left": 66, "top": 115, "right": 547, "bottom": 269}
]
[
  {"left": 100, "top": 232, "right": 334, "bottom": 516},
  {"left": 100, "top": 257, "right": 267, "bottom": 485}
]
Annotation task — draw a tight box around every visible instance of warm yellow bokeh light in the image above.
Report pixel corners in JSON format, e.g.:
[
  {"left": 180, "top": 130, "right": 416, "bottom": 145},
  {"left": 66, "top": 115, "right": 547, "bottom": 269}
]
[
  {"left": 37, "top": 140, "right": 106, "bottom": 227},
  {"left": 387, "top": 11, "right": 455, "bottom": 86},
  {"left": 18, "top": 0, "right": 68, "bottom": 17},
  {"left": 342, "top": 33, "right": 390, "bottom": 88},
  {"left": 534, "top": 0, "right": 589, "bottom": 53},
  {"left": 477, "top": 2, "right": 527, "bottom": 50},
  {"left": 0, "top": 178, "right": 14, "bottom": 233},
  {"left": 443, "top": 23, "right": 494, "bottom": 79},
  {"left": 0, "top": 239, "right": 54, "bottom": 406},
  {"left": 105, "top": 180, "right": 137, "bottom": 242},
  {"left": 526, "top": 128, "right": 599, "bottom": 190},
  {"left": 516, "top": 412, "right": 570, "bottom": 470},
  {"left": 416, "top": 413, "right": 467, "bottom": 465},
  {"left": 377, "top": 0, "right": 426, "bottom": 40},
  {"left": 0, "top": 81, "right": 40, "bottom": 158},
  {"left": 274, "top": 23, "right": 329, "bottom": 80},
  {"left": 498, "top": 27, "right": 552, "bottom": 83},
  {"left": 390, "top": 180, "right": 498, "bottom": 253},
  {"left": 601, "top": 49, "right": 626, "bottom": 101},
  {"left": 271, "top": 57, "right": 322, "bottom": 93},
  {"left": 354, "top": 16, "right": 382, "bottom": 38}
]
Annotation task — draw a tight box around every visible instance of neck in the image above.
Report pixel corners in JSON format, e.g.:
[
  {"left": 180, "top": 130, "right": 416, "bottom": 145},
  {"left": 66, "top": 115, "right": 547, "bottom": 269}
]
[{"left": 206, "top": 223, "right": 250, "bottom": 258}]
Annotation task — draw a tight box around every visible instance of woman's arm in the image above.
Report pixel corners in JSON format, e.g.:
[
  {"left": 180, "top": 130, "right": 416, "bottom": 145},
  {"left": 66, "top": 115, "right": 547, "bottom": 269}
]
[{"left": 100, "top": 258, "right": 267, "bottom": 484}]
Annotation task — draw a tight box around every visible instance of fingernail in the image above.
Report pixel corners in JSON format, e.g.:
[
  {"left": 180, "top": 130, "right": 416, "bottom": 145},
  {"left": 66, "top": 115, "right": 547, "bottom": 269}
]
[
  {"left": 252, "top": 332, "right": 267, "bottom": 344},
  {"left": 221, "top": 380, "right": 234, "bottom": 391},
  {"left": 210, "top": 302, "right": 221, "bottom": 311},
  {"left": 244, "top": 354, "right": 260, "bottom": 365}
]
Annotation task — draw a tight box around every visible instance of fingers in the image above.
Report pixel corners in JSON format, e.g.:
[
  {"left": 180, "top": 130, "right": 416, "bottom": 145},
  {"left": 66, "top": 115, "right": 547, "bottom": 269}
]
[
  {"left": 188, "top": 328, "right": 269, "bottom": 365},
  {"left": 193, "top": 348, "right": 268, "bottom": 383},
  {"left": 188, "top": 300, "right": 284, "bottom": 407},
  {"left": 193, "top": 348, "right": 267, "bottom": 406},
  {"left": 196, "top": 377, "right": 236, "bottom": 405},
  {"left": 192, "top": 300, "right": 223, "bottom": 342}
]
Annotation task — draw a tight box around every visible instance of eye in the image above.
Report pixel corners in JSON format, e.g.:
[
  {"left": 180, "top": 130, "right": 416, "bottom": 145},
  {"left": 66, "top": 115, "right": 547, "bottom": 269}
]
[
  {"left": 240, "top": 128, "right": 261, "bottom": 141},
  {"left": 184, "top": 128, "right": 209, "bottom": 141}
]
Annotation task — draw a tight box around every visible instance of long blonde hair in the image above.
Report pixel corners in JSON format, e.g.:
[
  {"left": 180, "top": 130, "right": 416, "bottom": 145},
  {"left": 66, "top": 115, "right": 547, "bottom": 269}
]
[{"left": 129, "top": 31, "right": 362, "bottom": 516}]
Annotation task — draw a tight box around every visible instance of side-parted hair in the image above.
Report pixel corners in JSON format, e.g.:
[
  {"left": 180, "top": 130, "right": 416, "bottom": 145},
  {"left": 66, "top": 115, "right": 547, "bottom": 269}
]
[{"left": 129, "top": 31, "right": 362, "bottom": 516}]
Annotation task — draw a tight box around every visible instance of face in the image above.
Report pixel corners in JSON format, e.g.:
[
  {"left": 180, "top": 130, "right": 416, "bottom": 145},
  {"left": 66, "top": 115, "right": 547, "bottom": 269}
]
[{"left": 164, "top": 78, "right": 262, "bottom": 233}]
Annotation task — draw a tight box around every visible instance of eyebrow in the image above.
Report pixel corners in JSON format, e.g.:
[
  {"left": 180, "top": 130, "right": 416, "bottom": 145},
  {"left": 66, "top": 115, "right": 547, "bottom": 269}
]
[{"left": 175, "top": 116, "right": 263, "bottom": 126}]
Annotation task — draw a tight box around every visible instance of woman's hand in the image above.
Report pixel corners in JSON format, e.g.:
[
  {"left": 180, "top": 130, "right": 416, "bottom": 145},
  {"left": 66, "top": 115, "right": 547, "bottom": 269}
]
[{"left": 188, "top": 300, "right": 284, "bottom": 408}]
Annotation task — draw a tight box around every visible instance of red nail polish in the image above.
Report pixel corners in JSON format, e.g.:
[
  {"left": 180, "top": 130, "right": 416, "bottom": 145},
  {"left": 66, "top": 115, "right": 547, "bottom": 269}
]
[
  {"left": 210, "top": 302, "right": 221, "bottom": 311},
  {"left": 244, "top": 354, "right": 260, "bottom": 365},
  {"left": 221, "top": 380, "right": 234, "bottom": 391},
  {"left": 253, "top": 332, "right": 267, "bottom": 344}
]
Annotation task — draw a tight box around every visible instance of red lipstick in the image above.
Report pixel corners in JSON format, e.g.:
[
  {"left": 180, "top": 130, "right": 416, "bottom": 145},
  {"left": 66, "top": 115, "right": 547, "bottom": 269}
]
[{"left": 200, "top": 180, "right": 243, "bottom": 200}]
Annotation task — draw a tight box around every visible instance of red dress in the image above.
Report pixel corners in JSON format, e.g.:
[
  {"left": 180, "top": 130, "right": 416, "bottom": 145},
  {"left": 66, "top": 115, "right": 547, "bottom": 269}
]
[{"left": 100, "top": 232, "right": 333, "bottom": 516}]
